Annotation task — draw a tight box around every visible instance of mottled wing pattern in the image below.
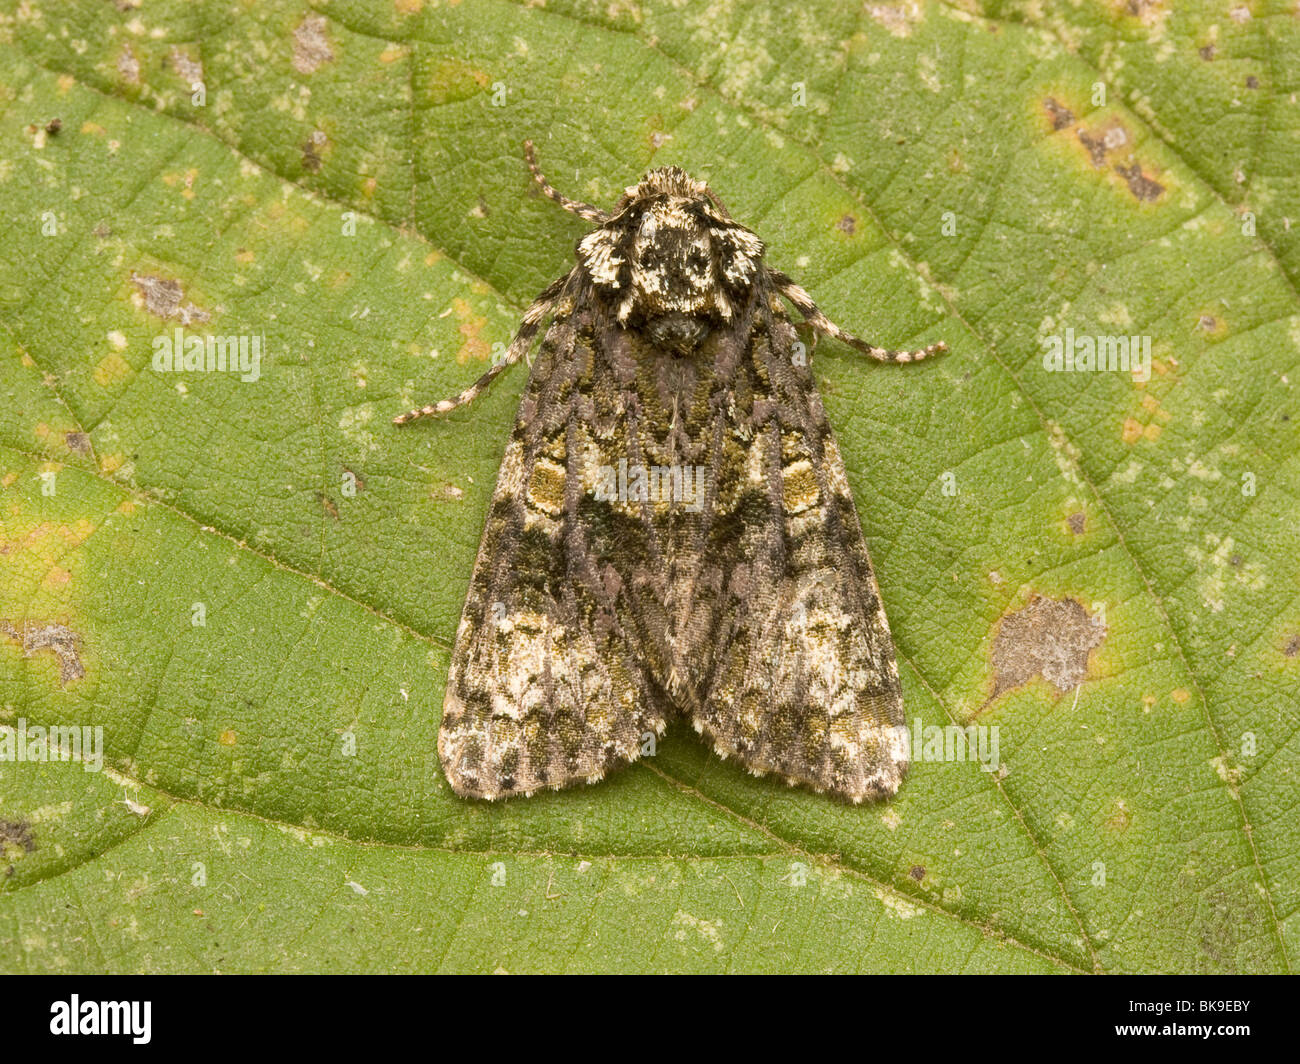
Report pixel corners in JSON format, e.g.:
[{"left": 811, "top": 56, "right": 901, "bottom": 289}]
[
  {"left": 428, "top": 145, "right": 933, "bottom": 803},
  {"left": 437, "top": 277, "right": 672, "bottom": 799},
  {"left": 682, "top": 285, "right": 908, "bottom": 801}
]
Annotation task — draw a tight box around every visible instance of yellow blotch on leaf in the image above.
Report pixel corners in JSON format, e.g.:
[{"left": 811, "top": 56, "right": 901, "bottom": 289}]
[
  {"left": 452, "top": 298, "right": 490, "bottom": 364},
  {"left": 94, "top": 353, "right": 132, "bottom": 387}
]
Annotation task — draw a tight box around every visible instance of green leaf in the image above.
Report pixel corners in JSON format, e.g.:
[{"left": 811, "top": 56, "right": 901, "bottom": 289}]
[{"left": 1, "top": 0, "right": 1296, "bottom": 973}]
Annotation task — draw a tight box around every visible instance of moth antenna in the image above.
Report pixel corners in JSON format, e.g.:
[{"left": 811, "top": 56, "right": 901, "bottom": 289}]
[
  {"left": 524, "top": 139, "right": 610, "bottom": 225},
  {"left": 394, "top": 273, "right": 570, "bottom": 424},
  {"left": 768, "top": 269, "right": 947, "bottom": 364}
]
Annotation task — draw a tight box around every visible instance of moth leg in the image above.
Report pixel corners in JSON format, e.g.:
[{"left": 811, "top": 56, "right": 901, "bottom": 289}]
[
  {"left": 393, "top": 273, "right": 570, "bottom": 425},
  {"left": 524, "top": 139, "right": 610, "bottom": 225},
  {"left": 767, "top": 269, "right": 947, "bottom": 364}
]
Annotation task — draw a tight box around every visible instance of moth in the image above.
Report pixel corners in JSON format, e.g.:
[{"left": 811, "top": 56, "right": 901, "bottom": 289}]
[{"left": 396, "top": 143, "right": 945, "bottom": 802}]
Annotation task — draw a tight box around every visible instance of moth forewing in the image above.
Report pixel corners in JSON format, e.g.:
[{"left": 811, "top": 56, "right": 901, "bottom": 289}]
[{"left": 398, "top": 144, "right": 945, "bottom": 801}]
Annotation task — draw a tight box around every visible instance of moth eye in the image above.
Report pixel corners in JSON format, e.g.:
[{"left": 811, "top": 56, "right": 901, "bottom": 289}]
[{"left": 687, "top": 249, "right": 709, "bottom": 271}]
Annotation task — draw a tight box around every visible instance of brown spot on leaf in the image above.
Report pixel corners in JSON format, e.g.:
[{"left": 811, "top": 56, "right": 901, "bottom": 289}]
[
  {"left": 64, "top": 431, "right": 91, "bottom": 455},
  {"left": 1282, "top": 634, "right": 1300, "bottom": 658},
  {"left": 44, "top": 118, "right": 62, "bottom": 135},
  {"left": 301, "top": 130, "right": 328, "bottom": 172},
  {"left": 909, "top": 865, "right": 926, "bottom": 881},
  {"left": 0, "top": 818, "right": 36, "bottom": 876},
  {"left": 1067, "top": 511, "right": 1086, "bottom": 535},
  {"left": 836, "top": 214, "right": 857, "bottom": 236},
  {"left": 1245, "top": 75, "right": 1259, "bottom": 90},
  {"left": 1199, "top": 43, "right": 1216, "bottom": 61},
  {"left": 1, "top": 620, "right": 85, "bottom": 686},
  {"left": 1076, "top": 129, "right": 1111, "bottom": 168},
  {"left": 130, "top": 273, "right": 210, "bottom": 325},
  {"left": 292, "top": 14, "right": 335, "bottom": 75},
  {"left": 318, "top": 493, "right": 340, "bottom": 521},
  {"left": 0, "top": 820, "right": 35, "bottom": 852},
  {"left": 1044, "top": 97, "right": 1075, "bottom": 130},
  {"left": 989, "top": 596, "right": 1106, "bottom": 701},
  {"left": 1115, "top": 162, "right": 1165, "bottom": 202}
]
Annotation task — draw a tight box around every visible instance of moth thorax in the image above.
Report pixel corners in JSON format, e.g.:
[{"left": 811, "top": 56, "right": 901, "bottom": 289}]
[
  {"left": 624, "top": 203, "right": 737, "bottom": 352},
  {"left": 577, "top": 188, "right": 765, "bottom": 354}
]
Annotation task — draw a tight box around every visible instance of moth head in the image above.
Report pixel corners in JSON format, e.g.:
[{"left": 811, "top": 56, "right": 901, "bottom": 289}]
[{"left": 576, "top": 166, "right": 765, "bottom": 350}]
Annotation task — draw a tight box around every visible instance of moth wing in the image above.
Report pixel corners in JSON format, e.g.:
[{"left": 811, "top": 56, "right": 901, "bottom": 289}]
[
  {"left": 689, "top": 314, "right": 908, "bottom": 802},
  {"left": 437, "top": 308, "right": 669, "bottom": 799}
]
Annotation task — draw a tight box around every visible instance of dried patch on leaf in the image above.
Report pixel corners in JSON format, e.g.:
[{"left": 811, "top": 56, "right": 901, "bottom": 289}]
[
  {"left": 1044, "top": 97, "right": 1075, "bottom": 131},
  {"left": 1076, "top": 123, "right": 1128, "bottom": 169},
  {"left": 1115, "top": 162, "right": 1165, "bottom": 202},
  {"left": 989, "top": 596, "right": 1106, "bottom": 701},
  {"left": 169, "top": 47, "right": 204, "bottom": 86},
  {"left": 117, "top": 42, "right": 141, "bottom": 84},
  {"left": 292, "top": 14, "right": 335, "bottom": 75},
  {"left": 0, "top": 819, "right": 35, "bottom": 853},
  {"left": 0, "top": 818, "right": 36, "bottom": 877},
  {"left": 302, "top": 130, "right": 328, "bottom": 172},
  {"left": 64, "top": 431, "right": 91, "bottom": 455},
  {"left": 1, "top": 619, "right": 86, "bottom": 686},
  {"left": 129, "top": 272, "right": 210, "bottom": 325},
  {"left": 865, "top": 2, "right": 923, "bottom": 38}
]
